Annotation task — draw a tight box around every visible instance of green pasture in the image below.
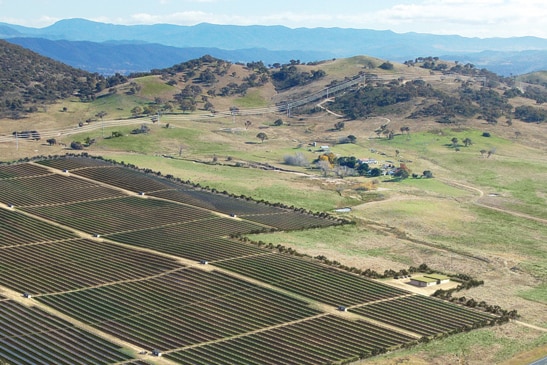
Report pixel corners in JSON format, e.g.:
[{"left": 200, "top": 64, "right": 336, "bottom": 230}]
[
  {"left": 367, "top": 327, "right": 547, "bottom": 365},
  {"left": 252, "top": 224, "right": 409, "bottom": 264},
  {"left": 519, "top": 283, "right": 547, "bottom": 305},
  {"left": 134, "top": 75, "right": 177, "bottom": 98},
  {"left": 433, "top": 206, "right": 547, "bottom": 279},
  {"left": 233, "top": 90, "right": 270, "bottom": 108}
]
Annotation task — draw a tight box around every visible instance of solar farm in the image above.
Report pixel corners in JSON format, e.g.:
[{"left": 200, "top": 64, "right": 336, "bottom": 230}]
[{"left": 0, "top": 156, "right": 500, "bottom": 365}]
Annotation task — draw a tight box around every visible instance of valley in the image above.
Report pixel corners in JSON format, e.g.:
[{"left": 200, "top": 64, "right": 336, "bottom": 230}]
[{"left": 0, "top": 50, "right": 546, "bottom": 365}]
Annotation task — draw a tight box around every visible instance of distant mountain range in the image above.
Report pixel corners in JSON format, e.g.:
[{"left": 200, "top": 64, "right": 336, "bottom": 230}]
[{"left": 1, "top": 18, "right": 547, "bottom": 76}]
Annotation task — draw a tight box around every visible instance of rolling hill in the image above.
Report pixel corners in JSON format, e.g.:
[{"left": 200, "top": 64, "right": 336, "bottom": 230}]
[{"left": 0, "top": 44, "right": 546, "bottom": 365}]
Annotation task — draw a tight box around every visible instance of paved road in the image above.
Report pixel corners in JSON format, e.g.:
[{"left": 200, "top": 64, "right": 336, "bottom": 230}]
[{"left": 530, "top": 356, "right": 547, "bottom": 365}]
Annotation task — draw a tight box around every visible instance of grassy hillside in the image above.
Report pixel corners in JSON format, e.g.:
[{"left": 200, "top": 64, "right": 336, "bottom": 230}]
[{"left": 0, "top": 55, "right": 546, "bottom": 365}]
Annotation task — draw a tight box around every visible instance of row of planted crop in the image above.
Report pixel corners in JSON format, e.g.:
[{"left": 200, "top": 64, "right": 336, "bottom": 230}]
[
  {"left": 0, "top": 300, "right": 132, "bottom": 365},
  {"left": 23, "top": 197, "right": 216, "bottom": 235},
  {"left": 41, "top": 291, "right": 315, "bottom": 351},
  {"left": 0, "top": 238, "right": 179, "bottom": 272},
  {"left": 40, "top": 272, "right": 319, "bottom": 325},
  {"left": 168, "top": 315, "right": 415, "bottom": 365},
  {"left": 0, "top": 174, "right": 125, "bottom": 207},
  {"left": 0, "top": 239, "right": 182, "bottom": 294},
  {"left": 107, "top": 216, "right": 266, "bottom": 245},
  {"left": 37, "top": 270, "right": 320, "bottom": 349},
  {"left": 243, "top": 212, "right": 335, "bottom": 231},
  {"left": 72, "top": 166, "right": 175, "bottom": 193},
  {"left": 353, "top": 305, "right": 468, "bottom": 336},
  {"left": 0, "top": 163, "right": 52, "bottom": 179},
  {"left": 109, "top": 232, "right": 269, "bottom": 262},
  {"left": 107, "top": 226, "right": 269, "bottom": 260},
  {"left": 0, "top": 209, "right": 77, "bottom": 246},
  {"left": 216, "top": 255, "right": 408, "bottom": 305},
  {"left": 151, "top": 189, "right": 286, "bottom": 216},
  {"left": 352, "top": 295, "right": 496, "bottom": 336}
]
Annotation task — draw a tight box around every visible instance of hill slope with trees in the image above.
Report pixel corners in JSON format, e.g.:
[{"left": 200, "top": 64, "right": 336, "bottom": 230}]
[{"left": 0, "top": 40, "right": 126, "bottom": 119}]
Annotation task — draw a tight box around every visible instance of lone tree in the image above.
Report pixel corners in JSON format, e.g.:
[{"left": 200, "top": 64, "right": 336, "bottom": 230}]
[
  {"left": 244, "top": 120, "right": 252, "bottom": 129},
  {"left": 256, "top": 132, "right": 268, "bottom": 143},
  {"left": 334, "top": 121, "right": 345, "bottom": 131},
  {"left": 273, "top": 119, "right": 283, "bottom": 126},
  {"left": 463, "top": 137, "right": 472, "bottom": 147},
  {"left": 451, "top": 137, "right": 459, "bottom": 148},
  {"left": 70, "top": 141, "right": 84, "bottom": 150},
  {"left": 95, "top": 111, "right": 107, "bottom": 121}
]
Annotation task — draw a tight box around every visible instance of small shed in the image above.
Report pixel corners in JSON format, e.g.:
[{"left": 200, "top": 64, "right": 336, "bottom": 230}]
[
  {"left": 338, "top": 306, "right": 348, "bottom": 312},
  {"left": 409, "top": 276, "right": 438, "bottom": 287},
  {"left": 199, "top": 260, "right": 209, "bottom": 265},
  {"left": 23, "top": 292, "right": 32, "bottom": 299},
  {"left": 152, "top": 349, "right": 162, "bottom": 357},
  {"left": 93, "top": 234, "right": 101, "bottom": 238},
  {"left": 138, "top": 192, "right": 146, "bottom": 196},
  {"left": 410, "top": 274, "right": 450, "bottom": 287}
]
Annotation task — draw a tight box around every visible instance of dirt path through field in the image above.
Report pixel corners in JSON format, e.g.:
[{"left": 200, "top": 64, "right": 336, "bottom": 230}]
[
  {"left": 439, "top": 177, "right": 547, "bottom": 224},
  {"left": 512, "top": 320, "right": 547, "bottom": 333}
]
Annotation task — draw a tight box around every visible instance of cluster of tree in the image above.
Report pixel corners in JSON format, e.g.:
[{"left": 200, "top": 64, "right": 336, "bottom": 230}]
[
  {"left": 0, "top": 40, "right": 126, "bottom": 118},
  {"left": 131, "top": 124, "right": 150, "bottom": 134},
  {"left": 331, "top": 80, "right": 438, "bottom": 119},
  {"left": 270, "top": 64, "right": 326, "bottom": 91},
  {"left": 314, "top": 153, "right": 373, "bottom": 177},
  {"left": 522, "top": 86, "right": 547, "bottom": 104},
  {"left": 137, "top": 55, "right": 230, "bottom": 79},
  {"left": 514, "top": 105, "right": 547, "bottom": 123},
  {"left": 410, "top": 84, "right": 513, "bottom": 124},
  {"left": 378, "top": 61, "right": 394, "bottom": 70}
]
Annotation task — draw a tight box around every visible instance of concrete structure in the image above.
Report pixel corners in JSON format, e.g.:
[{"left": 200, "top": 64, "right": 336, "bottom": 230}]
[
  {"left": 424, "top": 273, "right": 450, "bottom": 284},
  {"left": 410, "top": 274, "right": 450, "bottom": 287},
  {"left": 409, "top": 277, "right": 438, "bottom": 287}
]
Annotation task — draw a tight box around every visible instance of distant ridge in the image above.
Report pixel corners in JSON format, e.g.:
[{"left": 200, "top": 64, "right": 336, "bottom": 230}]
[
  {"left": 6, "top": 37, "right": 334, "bottom": 75},
  {"left": 1, "top": 18, "right": 547, "bottom": 75}
]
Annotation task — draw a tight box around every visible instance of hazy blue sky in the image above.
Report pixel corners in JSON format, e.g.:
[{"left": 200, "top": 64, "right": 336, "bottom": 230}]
[{"left": 1, "top": 0, "right": 546, "bottom": 38}]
